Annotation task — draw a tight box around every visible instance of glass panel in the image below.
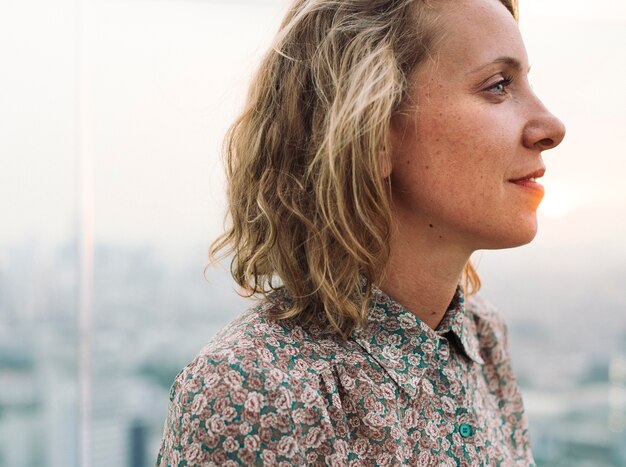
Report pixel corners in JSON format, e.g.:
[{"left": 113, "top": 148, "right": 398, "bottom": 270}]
[
  {"left": 86, "top": 1, "right": 286, "bottom": 466},
  {"left": 0, "top": 1, "right": 80, "bottom": 466}
]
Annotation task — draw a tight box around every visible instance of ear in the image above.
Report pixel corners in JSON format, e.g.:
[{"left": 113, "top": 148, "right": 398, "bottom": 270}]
[
  {"left": 382, "top": 115, "right": 403, "bottom": 179},
  {"left": 380, "top": 150, "right": 393, "bottom": 179}
]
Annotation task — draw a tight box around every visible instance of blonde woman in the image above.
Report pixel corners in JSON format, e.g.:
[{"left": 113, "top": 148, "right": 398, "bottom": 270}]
[{"left": 157, "top": 0, "right": 565, "bottom": 464}]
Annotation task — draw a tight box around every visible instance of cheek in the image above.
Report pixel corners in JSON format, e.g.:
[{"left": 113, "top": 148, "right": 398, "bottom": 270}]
[
  {"left": 424, "top": 108, "right": 511, "bottom": 183},
  {"left": 419, "top": 105, "right": 478, "bottom": 154},
  {"left": 391, "top": 102, "right": 511, "bottom": 205},
  {"left": 413, "top": 117, "right": 497, "bottom": 190}
]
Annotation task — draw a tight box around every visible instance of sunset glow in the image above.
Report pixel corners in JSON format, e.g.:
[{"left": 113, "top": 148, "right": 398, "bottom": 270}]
[{"left": 539, "top": 184, "right": 573, "bottom": 219}]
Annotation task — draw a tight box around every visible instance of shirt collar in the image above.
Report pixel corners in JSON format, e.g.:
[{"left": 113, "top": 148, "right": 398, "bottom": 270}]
[
  {"left": 349, "top": 283, "right": 484, "bottom": 396},
  {"left": 435, "top": 285, "right": 485, "bottom": 366}
]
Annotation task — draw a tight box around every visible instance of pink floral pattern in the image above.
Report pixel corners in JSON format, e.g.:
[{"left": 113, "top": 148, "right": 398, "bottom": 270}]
[{"left": 157, "top": 285, "right": 535, "bottom": 466}]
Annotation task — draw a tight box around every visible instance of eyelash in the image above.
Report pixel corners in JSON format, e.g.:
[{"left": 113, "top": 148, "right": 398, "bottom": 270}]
[{"left": 486, "top": 75, "right": 514, "bottom": 95}]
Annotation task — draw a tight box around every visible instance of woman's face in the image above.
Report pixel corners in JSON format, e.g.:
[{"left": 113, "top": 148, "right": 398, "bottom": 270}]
[{"left": 389, "top": 0, "right": 565, "bottom": 252}]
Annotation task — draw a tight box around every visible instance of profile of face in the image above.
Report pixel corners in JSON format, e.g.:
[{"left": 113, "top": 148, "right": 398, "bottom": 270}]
[{"left": 389, "top": 0, "right": 566, "bottom": 252}]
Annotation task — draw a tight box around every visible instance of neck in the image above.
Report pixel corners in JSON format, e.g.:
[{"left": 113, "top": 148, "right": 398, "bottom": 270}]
[{"left": 380, "top": 219, "right": 473, "bottom": 330}]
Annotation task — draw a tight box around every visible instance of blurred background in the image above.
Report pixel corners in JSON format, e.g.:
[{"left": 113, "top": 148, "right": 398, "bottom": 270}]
[{"left": 0, "top": 0, "right": 625, "bottom": 465}]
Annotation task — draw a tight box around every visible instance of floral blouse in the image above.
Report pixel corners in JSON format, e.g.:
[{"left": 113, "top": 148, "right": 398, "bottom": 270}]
[{"left": 156, "top": 284, "right": 535, "bottom": 466}]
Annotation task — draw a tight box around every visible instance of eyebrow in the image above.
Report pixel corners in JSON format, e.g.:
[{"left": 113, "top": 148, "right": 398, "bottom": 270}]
[{"left": 470, "top": 56, "right": 531, "bottom": 74}]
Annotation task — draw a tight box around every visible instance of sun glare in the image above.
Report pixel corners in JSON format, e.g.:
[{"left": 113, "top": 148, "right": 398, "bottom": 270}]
[{"left": 539, "top": 183, "right": 573, "bottom": 219}]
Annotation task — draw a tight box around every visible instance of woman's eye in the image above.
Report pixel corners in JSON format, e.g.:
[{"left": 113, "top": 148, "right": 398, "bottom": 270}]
[{"left": 487, "top": 76, "right": 513, "bottom": 95}]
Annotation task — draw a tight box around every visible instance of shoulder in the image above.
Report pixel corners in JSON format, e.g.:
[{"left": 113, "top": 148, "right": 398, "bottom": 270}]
[
  {"left": 192, "top": 291, "right": 347, "bottom": 377},
  {"left": 157, "top": 293, "right": 348, "bottom": 466},
  {"left": 172, "top": 292, "right": 333, "bottom": 400},
  {"left": 465, "top": 293, "right": 505, "bottom": 328}
]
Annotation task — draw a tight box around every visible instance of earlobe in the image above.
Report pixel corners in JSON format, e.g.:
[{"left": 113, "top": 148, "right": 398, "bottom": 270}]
[
  {"left": 382, "top": 123, "right": 400, "bottom": 179},
  {"left": 380, "top": 151, "right": 393, "bottom": 179}
]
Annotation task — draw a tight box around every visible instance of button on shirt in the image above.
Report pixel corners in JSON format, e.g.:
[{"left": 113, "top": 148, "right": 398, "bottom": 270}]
[{"left": 156, "top": 284, "right": 535, "bottom": 466}]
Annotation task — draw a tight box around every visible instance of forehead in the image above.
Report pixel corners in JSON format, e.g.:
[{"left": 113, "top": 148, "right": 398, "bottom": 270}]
[{"left": 425, "top": 0, "right": 527, "bottom": 74}]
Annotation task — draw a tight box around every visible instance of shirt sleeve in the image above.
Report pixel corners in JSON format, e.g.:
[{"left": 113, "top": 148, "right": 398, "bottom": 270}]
[{"left": 155, "top": 352, "right": 308, "bottom": 467}]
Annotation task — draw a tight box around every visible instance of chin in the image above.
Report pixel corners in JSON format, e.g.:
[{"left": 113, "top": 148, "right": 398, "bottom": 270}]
[
  {"left": 480, "top": 217, "right": 539, "bottom": 250},
  {"left": 508, "top": 229, "right": 538, "bottom": 248}
]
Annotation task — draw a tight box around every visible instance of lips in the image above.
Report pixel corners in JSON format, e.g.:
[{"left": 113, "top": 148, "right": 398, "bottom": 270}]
[
  {"left": 508, "top": 167, "right": 546, "bottom": 197},
  {"left": 509, "top": 168, "right": 546, "bottom": 183}
]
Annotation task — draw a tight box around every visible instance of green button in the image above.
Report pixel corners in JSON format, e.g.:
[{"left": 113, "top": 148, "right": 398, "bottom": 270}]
[{"left": 459, "top": 423, "right": 473, "bottom": 438}]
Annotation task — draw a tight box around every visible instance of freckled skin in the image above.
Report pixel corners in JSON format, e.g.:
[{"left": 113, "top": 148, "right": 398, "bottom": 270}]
[{"left": 389, "top": 0, "right": 565, "bottom": 252}]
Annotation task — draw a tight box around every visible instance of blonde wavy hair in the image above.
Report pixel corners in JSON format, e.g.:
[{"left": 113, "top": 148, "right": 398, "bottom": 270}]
[{"left": 210, "top": 0, "right": 519, "bottom": 338}]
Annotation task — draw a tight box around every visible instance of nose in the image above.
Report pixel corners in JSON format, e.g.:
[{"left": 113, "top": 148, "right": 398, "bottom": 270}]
[{"left": 522, "top": 97, "right": 566, "bottom": 151}]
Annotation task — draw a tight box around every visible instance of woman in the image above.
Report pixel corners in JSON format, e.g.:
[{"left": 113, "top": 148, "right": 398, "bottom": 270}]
[{"left": 157, "top": 0, "right": 565, "bottom": 464}]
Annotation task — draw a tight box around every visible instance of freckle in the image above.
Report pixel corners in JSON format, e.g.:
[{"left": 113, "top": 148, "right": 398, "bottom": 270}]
[
  {"left": 439, "top": 235, "right": 443, "bottom": 239},
  {"left": 425, "top": 165, "right": 430, "bottom": 169}
]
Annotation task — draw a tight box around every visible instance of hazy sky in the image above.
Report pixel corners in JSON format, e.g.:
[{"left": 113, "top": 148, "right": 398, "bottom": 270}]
[{"left": 1, "top": 0, "right": 624, "bottom": 258}]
